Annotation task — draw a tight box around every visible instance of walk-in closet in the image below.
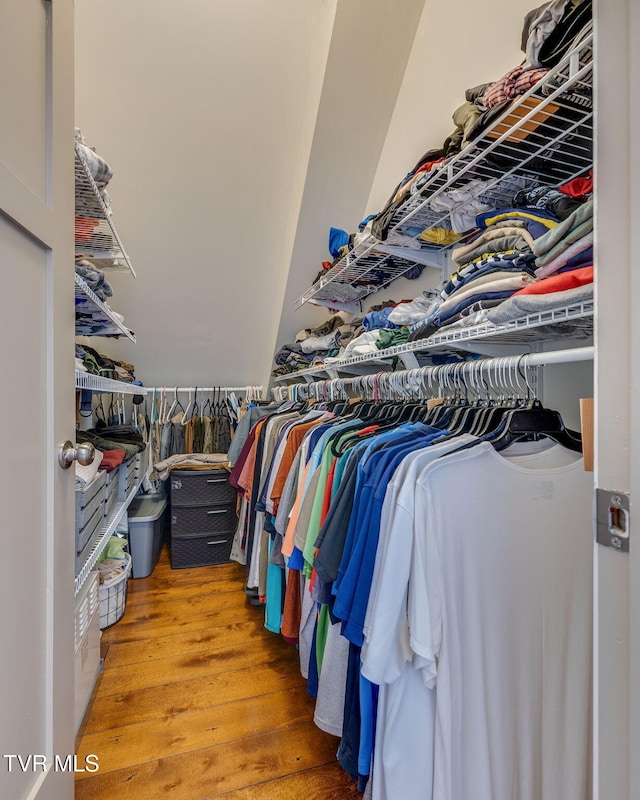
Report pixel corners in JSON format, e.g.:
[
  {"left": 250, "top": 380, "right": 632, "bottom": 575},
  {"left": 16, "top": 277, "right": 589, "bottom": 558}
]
[{"left": 1, "top": 1, "right": 638, "bottom": 799}]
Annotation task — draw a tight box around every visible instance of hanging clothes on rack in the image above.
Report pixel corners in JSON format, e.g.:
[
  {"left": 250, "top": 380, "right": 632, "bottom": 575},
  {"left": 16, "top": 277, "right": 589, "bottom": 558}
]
[
  {"left": 232, "top": 351, "right": 593, "bottom": 800},
  {"left": 147, "top": 386, "right": 265, "bottom": 479}
]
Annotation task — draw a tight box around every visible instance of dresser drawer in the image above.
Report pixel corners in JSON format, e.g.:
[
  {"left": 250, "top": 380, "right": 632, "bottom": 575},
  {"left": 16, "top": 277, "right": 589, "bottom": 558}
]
[
  {"left": 170, "top": 503, "right": 236, "bottom": 538},
  {"left": 75, "top": 472, "right": 106, "bottom": 530},
  {"left": 170, "top": 531, "right": 233, "bottom": 569},
  {"left": 170, "top": 470, "right": 234, "bottom": 506},
  {"left": 76, "top": 503, "right": 104, "bottom": 553}
]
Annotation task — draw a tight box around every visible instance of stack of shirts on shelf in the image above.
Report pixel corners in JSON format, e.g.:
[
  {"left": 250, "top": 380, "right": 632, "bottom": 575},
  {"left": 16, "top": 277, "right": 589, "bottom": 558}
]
[
  {"left": 404, "top": 170, "right": 593, "bottom": 340},
  {"left": 76, "top": 258, "right": 113, "bottom": 302},
  {"left": 272, "top": 301, "right": 430, "bottom": 376},
  {"left": 77, "top": 426, "right": 146, "bottom": 462},
  {"left": 332, "top": 303, "right": 415, "bottom": 359},
  {"left": 487, "top": 186, "right": 593, "bottom": 326},
  {"left": 75, "top": 344, "right": 138, "bottom": 383},
  {"left": 74, "top": 446, "right": 129, "bottom": 489},
  {"left": 75, "top": 257, "right": 132, "bottom": 336},
  {"left": 273, "top": 315, "right": 365, "bottom": 377}
]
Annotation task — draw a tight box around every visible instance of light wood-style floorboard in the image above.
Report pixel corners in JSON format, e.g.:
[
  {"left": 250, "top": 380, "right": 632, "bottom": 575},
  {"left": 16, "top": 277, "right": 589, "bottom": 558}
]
[{"left": 75, "top": 547, "right": 356, "bottom": 799}]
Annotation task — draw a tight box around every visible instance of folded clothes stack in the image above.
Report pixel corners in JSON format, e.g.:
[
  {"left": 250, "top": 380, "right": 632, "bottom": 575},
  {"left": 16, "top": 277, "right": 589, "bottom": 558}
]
[
  {"left": 75, "top": 344, "right": 137, "bottom": 383},
  {"left": 75, "top": 238, "right": 131, "bottom": 337},
  {"left": 75, "top": 258, "right": 113, "bottom": 301},
  {"left": 375, "top": 170, "right": 595, "bottom": 342},
  {"left": 77, "top": 427, "right": 146, "bottom": 461},
  {"left": 272, "top": 301, "right": 417, "bottom": 375},
  {"left": 76, "top": 141, "right": 113, "bottom": 189},
  {"left": 75, "top": 447, "right": 104, "bottom": 488},
  {"left": 273, "top": 315, "right": 360, "bottom": 376},
  {"left": 75, "top": 310, "right": 129, "bottom": 337},
  {"left": 400, "top": 205, "right": 551, "bottom": 341}
]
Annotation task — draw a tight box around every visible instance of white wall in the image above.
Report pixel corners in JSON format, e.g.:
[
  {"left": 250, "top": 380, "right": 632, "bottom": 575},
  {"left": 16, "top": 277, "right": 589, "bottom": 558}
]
[
  {"left": 270, "top": 0, "right": 426, "bottom": 350},
  {"left": 543, "top": 360, "right": 594, "bottom": 431},
  {"left": 75, "top": 0, "right": 338, "bottom": 388}
]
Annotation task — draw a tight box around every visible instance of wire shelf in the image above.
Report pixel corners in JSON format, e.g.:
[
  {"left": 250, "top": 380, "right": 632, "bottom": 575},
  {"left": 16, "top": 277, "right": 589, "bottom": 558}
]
[
  {"left": 75, "top": 274, "right": 136, "bottom": 342},
  {"left": 74, "top": 476, "right": 143, "bottom": 597},
  {"left": 296, "top": 34, "right": 593, "bottom": 309},
  {"left": 75, "top": 141, "right": 136, "bottom": 277},
  {"left": 273, "top": 298, "right": 594, "bottom": 381},
  {"left": 75, "top": 370, "right": 146, "bottom": 395},
  {"left": 299, "top": 247, "right": 440, "bottom": 309}
]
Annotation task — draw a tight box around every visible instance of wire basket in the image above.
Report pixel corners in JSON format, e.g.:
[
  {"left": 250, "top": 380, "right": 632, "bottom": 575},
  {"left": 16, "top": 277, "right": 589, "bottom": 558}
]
[{"left": 97, "top": 553, "right": 132, "bottom": 629}]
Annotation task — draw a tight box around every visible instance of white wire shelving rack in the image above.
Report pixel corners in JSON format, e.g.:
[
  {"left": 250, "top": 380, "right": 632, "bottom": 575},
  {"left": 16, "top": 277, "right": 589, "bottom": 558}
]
[
  {"left": 75, "top": 370, "right": 146, "bottom": 395},
  {"left": 75, "top": 273, "right": 136, "bottom": 342},
  {"left": 273, "top": 298, "right": 593, "bottom": 382},
  {"left": 75, "top": 138, "right": 136, "bottom": 276},
  {"left": 297, "top": 33, "right": 593, "bottom": 310},
  {"left": 74, "top": 476, "right": 144, "bottom": 597}
]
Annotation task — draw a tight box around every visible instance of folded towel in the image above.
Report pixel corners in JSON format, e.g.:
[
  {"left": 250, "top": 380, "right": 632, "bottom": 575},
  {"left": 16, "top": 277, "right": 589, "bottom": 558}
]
[{"left": 75, "top": 447, "right": 103, "bottom": 488}]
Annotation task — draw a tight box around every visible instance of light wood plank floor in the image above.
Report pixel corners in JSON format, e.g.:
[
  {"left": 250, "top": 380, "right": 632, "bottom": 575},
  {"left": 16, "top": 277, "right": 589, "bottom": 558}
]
[{"left": 75, "top": 547, "right": 359, "bottom": 799}]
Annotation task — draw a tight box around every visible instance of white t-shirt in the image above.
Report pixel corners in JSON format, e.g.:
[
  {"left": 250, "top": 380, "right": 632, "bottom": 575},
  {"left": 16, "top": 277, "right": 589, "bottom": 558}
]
[
  {"left": 410, "top": 441, "right": 591, "bottom": 800},
  {"left": 362, "top": 435, "right": 476, "bottom": 800},
  {"left": 313, "top": 618, "right": 350, "bottom": 736},
  {"left": 363, "top": 440, "right": 588, "bottom": 800},
  {"left": 362, "top": 434, "right": 478, "bottom": 685}
]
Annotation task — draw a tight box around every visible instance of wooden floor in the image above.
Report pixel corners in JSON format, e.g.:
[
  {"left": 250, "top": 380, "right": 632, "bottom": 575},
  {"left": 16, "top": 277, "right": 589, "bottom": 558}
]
[{"left": 75, "top": 546, "right": 359, "bottom": 799}]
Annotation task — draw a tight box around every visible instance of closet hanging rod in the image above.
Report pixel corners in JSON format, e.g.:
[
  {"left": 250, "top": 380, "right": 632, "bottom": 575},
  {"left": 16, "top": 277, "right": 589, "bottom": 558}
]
[
  {"left": 279, "top": 346, "right": 594, "bottom": 395},
  {"left": 146, "top": 386, "right": 263, "bottom": 394}
]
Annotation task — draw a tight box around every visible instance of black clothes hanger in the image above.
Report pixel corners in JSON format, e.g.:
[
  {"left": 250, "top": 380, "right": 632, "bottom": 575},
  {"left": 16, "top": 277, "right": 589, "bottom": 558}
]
[
  {"left": 328, "top": 400, "right": 351, "bottom": 415},
  {"left": 485, "top": 399, "right": 582, "bottom": 452},
  {"left": 91, "top": 395, "right": 107, "bottom": 428},
  {"left": 390, "top": 402, "right": 426, "bottom": 424}
]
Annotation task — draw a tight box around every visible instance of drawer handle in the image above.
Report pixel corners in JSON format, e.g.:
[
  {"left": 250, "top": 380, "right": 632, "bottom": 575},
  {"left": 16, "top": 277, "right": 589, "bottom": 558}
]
[
  {"left": 207, "top": 479, "right": 227, "bottom": 484},
  {"left": 207, "top": 509, "right": 228, "bottom": 515},
  {"left": 207, "top": 539, "right": 228, "bottom": 546}
]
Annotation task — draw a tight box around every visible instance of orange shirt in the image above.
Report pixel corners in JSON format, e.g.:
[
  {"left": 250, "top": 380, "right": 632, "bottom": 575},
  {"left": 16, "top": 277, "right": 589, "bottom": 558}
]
[
  {"left": 270, "top": 419, "right": 326, "bottom": 511},
  {"left": 238, "top": 417, "right": 268, "bottom": 496}
]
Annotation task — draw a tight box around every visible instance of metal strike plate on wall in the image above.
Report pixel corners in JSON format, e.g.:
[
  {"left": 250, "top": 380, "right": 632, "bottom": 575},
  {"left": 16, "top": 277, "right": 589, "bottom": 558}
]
[{"left": 596, "top": 489, "right": 630, "bottom": 553}]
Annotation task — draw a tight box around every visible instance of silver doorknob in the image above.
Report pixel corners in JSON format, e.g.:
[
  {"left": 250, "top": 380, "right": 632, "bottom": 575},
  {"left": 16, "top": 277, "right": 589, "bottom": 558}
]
[{"left": 58, "top": 441, "right": 95, "bottom": 469}]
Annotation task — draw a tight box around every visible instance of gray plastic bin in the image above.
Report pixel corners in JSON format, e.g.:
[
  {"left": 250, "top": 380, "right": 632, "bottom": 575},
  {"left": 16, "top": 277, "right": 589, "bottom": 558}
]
[{"left": 127, "top": 496, "right": 167, "bottom": 578}]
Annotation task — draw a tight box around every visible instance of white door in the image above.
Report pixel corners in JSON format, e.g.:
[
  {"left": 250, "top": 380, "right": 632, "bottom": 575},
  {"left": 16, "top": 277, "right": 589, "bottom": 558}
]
[
  {"left": 594, "top": 0, "right": 640, "bottom": 797},
  {"left": 0, "top": 1, "right": 76, "bottom": 798}
]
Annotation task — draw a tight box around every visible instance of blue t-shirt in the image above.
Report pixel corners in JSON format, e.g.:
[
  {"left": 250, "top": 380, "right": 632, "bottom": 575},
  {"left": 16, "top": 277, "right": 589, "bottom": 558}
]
[
  {"left": 334, "top": 429, "right": 445, "bottom": 646},
  {"left": 332, "top": 424, "right": 426, "bottom": 599}
]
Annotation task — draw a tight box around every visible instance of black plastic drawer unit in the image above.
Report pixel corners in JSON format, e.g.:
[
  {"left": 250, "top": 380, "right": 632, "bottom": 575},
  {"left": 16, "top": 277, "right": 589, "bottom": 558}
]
[
  {"left": 171, "top": 531, "right": 233, "bottom": 569},
  {"left": 170, "top": 470, "right": 236, "bottom": 506},
  {"left": 169, "top": 468, "right": 236, "bottom": 569},
  {"left": 170, "top": 504, "right": 236, "bottom": 537}
]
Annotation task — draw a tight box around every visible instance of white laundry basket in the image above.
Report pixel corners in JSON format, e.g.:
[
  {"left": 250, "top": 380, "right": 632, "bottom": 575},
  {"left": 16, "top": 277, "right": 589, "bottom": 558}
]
[{"left": 98, "top": 553, "right": 132, "bottom": 629}]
